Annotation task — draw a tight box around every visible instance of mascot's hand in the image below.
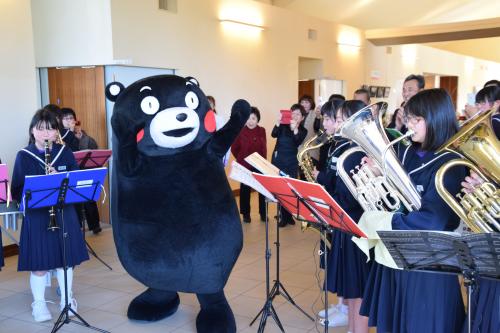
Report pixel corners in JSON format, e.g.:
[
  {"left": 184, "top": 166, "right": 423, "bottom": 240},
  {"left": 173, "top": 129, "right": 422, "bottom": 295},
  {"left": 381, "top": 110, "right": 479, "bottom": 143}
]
[{"left": 230, "top": 99, "right": 251, "bottom": 124}]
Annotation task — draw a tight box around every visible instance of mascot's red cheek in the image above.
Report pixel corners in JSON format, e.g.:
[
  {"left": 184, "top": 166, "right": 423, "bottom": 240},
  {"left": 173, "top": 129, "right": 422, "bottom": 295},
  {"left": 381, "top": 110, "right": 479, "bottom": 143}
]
[
  {"left": 204, "top": 110, "right": 216, "bottom": 133},
  {"left": 136, "top": 129, "right": 144, "bottom": 142}
]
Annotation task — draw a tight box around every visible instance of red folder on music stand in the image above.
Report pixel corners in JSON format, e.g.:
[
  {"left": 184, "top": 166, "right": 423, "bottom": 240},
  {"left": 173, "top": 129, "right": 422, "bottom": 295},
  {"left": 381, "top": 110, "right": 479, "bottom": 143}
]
[
  {"left": 253, "top": 173, "right": 366, "bottom": 238},
  {"left": 73, "top": 149, "right": 112, "bottom": 169}
]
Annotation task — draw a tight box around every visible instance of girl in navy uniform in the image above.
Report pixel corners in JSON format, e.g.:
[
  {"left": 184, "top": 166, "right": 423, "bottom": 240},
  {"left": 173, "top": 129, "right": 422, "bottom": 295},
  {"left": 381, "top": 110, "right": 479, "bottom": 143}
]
[
  {"left": 312, "top": 99, "right": 350, "bottom": 326},
  {"left": 317, "top": 100, "right": 372, "bottom": 332},
  {"left": 271, "top": 103, "right": 307, "bottom": 226},
  {"left": 460, "top": 86, "right": 499, "bottom": 333},
  {"left": 11, "top": 109, "right": 89, "bottom": 322},
  {"left": 365, "top": 89, "right": 467, "bottom": 332}
]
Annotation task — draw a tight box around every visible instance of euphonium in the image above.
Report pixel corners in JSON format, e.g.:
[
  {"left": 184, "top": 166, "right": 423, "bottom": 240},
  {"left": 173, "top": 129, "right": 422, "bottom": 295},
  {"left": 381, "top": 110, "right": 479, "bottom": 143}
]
[
  {"left": 297, "top": 130, "right": 334, "bottom": 244},
  {"left": 337, "top": 102, "right": 421, "bottom": 212},
  {"left": 44, "top": 140, "right": 59, "bottom": 231},
  {"left": 297, "top": 130, "right": 334, "bottom": 182},
  {"left": 435, "top": 107, "right": 500, "bottom": 233}
]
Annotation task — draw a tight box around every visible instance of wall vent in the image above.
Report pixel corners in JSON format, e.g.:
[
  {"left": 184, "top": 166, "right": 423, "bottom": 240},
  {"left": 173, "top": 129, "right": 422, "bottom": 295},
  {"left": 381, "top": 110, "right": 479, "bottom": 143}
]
[
  {"left": 159, "top": 0, "right": 177, "bottom": 13},
  {"left": 308, "top": 29, "right": 317, "bottom": 40}
]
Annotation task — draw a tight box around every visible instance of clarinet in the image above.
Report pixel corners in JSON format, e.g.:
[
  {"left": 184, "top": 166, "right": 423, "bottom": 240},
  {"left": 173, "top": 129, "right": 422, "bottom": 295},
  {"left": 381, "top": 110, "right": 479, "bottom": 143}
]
[{"left": 45, "top": 140, "right": 59, "bottom": 231}]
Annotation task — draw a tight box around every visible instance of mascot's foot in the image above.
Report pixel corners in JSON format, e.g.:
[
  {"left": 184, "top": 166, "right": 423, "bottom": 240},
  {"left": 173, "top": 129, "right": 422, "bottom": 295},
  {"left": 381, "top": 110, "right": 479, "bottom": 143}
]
[
  {"left": 127, "top": 288, "right": 180, "bottom": 321},
  {"left": 196, "top": 291, "right": 236, "bottom": 333}
]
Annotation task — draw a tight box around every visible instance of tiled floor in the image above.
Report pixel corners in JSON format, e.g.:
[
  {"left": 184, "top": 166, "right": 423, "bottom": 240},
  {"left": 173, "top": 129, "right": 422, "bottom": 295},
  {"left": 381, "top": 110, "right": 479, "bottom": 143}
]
[{"left": 0, "top": 194, "right": 357, "bottom": 332}]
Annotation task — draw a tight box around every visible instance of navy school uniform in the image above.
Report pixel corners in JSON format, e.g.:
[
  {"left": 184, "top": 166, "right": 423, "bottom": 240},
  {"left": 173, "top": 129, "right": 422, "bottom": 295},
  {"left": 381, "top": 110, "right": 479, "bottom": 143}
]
[
  {"left": 271, "top": 124, "right": 307, "bottom": 223},
  {"left": 467, "top": 115, "right": 500, "bottom": 333},
  {"left": 363, "top": 143, "right": 466, "bottom": 333},
  {"left": 11, "top": 143, "right": 89, "bottom": 271},
  {"left": 326, "top": 142, "right": 372, "bottom": 299},
  {"left": 316, "top": 139, "right": 351, "bottom": 268}
]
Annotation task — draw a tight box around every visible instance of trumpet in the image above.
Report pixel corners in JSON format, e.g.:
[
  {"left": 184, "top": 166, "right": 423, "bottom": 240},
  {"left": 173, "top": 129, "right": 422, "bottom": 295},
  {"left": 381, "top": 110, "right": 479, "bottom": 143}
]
[
  {"left": 435, "top": 107, "right": 500, "bottom": 233},
  {"left": 337, "top": 102, "right": 421, "bottom": 213},
  {"left": 44, "top": 140, "right": 59, "bottom": 231}
]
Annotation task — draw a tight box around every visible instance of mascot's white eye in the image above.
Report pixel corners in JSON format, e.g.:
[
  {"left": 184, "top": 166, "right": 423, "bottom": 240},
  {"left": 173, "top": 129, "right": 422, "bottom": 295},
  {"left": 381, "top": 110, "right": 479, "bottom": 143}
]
[
  {"left": 141, "top": 96, "right": 160, "bottom": 115},
  {"left": 185, "top": 91, "right": 199, "bottom": 109}
]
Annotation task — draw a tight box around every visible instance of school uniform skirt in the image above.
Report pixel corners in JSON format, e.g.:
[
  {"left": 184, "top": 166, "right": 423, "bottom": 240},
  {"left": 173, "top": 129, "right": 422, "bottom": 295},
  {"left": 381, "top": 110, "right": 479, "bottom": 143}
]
[
  {"left": 360, "top": 263, "right": 396, "bottom": 332},
  {"left": 468, "top": 278, "right": 499, "bottom": 333},
  {"left": 392, "top": 270, "right": 465, "bottom": 333},
  {"left": 327, "top": 230, "right": 371, "bottom": 299},
  {"left": 18, "top": 205, "right": 89, "bottom": 271}
]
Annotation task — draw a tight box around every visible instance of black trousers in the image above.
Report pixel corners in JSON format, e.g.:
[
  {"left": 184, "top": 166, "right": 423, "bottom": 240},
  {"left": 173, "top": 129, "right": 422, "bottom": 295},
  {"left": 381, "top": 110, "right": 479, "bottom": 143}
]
[
  {"left": 76, "top": 202, "right": 101, "bottom": 231},
  {"left": 239, "top": 183, "right": 266, "bottom": 218}
]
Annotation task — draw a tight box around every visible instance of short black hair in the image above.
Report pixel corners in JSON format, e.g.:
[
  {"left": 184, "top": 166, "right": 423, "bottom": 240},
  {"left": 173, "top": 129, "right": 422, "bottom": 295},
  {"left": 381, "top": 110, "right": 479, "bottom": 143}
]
[
  {"left": 299, "top": 94, "right": 315, "bottom": 110},
  {"left": 43, "top": 104, "right": 62, "bottom": 118},
  {"left": 404, "top": 88, "right": 458, "bottom": 151},
  {"left": 328, "top": 94, "right": 346, "bottom": 102},
  {"left": 337, "top": 100, "right": 367, "bottom": 120},
  {"left": 250, "top": 106, "right": 261, "bottom": 122},
  {"left": 61, "top": 107, "right": 77, "bottom": 119},
  {"left": 320, "top": 99, "right": 344, "bottom": 119},
  {"left": 29, "top": 109, "right": 60, "bottom": 144},
  {"left": 483, "top": 79, "right": 500, "bottom": 88},
  {"left": 475, "top": 86, "right": 500, "bottom": 104},
  {"left": 290, "top": 103, "right": 306, "bottom": 117},
  {"left": 404, "top": 74, "right": 425, "bottom": 90}
]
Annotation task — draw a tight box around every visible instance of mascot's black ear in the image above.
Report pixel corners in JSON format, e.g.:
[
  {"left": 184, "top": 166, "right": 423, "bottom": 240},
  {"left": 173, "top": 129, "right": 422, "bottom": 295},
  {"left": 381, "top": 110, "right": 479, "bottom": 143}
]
[
  {"left": 105, "top": 82, "right": 125, "bottom": 102},
  {"left": 185, "top": 77, "right": 200, "bottom": 87}
]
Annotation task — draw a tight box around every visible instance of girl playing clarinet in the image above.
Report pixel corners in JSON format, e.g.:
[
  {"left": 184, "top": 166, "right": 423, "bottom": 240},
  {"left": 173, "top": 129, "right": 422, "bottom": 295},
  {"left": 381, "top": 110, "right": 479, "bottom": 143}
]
[{"left": 11, "top": 109, "right": 88, "bottom": 322}]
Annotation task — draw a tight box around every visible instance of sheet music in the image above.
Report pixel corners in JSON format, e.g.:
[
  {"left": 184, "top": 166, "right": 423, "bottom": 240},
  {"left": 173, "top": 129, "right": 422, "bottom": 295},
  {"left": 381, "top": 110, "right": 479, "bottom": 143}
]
[
  {"left": 229, "top": 161, "right": 276, "bottom": 202},
  {"left": 378, "top": 230, "right": 500, "bottom": 278},
  {"left": 244, "top": 153, "right": 281, "bottom": 176}
]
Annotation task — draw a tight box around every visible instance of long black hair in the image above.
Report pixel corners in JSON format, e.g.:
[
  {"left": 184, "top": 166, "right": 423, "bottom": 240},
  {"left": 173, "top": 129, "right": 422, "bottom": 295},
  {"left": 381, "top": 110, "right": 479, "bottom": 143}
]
[
  {"left": 404, "top": 88, "right": 458, "bottom": 151},
  {"left": 28, "top": 109, "right": 60, "bottom": 144}
]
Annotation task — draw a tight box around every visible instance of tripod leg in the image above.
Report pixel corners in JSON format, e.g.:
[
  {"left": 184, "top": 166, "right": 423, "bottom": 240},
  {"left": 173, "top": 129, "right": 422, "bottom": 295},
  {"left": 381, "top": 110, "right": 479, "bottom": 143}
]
[
  {"left": 269, "top": 303, "right": 285, "bottom": 332},
  {"left": 85, "top": 240, "right": 112, "bottom": 270}
]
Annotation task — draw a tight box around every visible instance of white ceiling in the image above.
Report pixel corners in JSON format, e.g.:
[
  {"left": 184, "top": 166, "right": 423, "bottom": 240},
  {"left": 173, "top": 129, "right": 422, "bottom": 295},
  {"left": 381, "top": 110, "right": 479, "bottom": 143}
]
[
  {"left": 257, "top": 0, "right": 500, "bottom": 29},
  {"left": 255, "top": 0, "right": 500, "bottom": 62}
]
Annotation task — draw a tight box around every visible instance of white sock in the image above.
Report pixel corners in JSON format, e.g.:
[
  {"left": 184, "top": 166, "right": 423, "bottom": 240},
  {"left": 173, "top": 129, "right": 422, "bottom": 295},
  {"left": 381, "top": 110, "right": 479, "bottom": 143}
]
[
  {"left": 56, "top": 268, "right": 73, "bottom": 304},
  {"left": 30, "top": 273, "right": 47, "bottom": 302}
]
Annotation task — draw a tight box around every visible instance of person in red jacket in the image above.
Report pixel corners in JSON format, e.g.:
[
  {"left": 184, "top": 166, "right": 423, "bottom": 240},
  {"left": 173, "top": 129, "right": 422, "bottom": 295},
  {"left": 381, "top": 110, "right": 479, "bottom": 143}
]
[{"left": 231, "top": 107, "right": 267, "bottom": 223}]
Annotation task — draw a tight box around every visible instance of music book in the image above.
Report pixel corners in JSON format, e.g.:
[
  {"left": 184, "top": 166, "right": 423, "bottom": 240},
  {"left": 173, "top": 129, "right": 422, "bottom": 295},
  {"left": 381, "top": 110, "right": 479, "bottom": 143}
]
[
  {"left": 73, "top": 149, "right": 112, "bottom": 169},
  {"left": 244, "top": 152, "right": 281, "bottom": 176},
  {"left": 253, "top": 173, "right": 367, "bottom": 238},
  {"left": 377, "top": 230, "right": 500, "bottom": 278},
  {"left": 229, "top": 161, "right": 276, "bottom": 202},
  {"left": 0, "top": 164, "right": 10, "bottom": 203}
]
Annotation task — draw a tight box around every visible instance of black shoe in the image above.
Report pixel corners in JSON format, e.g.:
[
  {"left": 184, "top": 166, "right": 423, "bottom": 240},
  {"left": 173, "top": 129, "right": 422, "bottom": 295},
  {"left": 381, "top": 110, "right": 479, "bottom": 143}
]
[
  {"left": 243, "top": 215, "right": 251, "bottom": 223},
  {"left": 92, "top": 227, "right": 102, "bottom": 234},
  {"left": 278, "top": 220, "right": 288, "bottom": 228},
  {"left": 288, "top": 219, "right": 295, "bottom": 225},
  {"left": 260, "top": 215, "right": 267, "bottom": 222}
]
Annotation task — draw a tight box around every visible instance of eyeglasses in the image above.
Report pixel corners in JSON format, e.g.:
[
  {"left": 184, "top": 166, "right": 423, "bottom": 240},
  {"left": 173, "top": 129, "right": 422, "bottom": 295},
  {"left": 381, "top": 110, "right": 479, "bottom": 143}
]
[{"left": 403, "top": 114, "right": 422, "bottom": 125}]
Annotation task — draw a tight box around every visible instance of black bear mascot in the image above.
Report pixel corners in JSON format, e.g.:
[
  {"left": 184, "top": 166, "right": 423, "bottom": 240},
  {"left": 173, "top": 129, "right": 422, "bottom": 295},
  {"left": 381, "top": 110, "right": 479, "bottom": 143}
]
[{"left": 106, "top": 75, "right": 250, "bottom": 332}]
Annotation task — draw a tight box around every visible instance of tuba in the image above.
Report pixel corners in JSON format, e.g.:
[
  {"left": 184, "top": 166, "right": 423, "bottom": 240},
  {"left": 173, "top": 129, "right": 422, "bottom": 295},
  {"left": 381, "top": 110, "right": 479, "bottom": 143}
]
[
  {"left": 435, "top": 107, "right": 500, "bottom": 233},
  {"left": 337, "top": 102, "right": 421, "bottom": 212},
  {"left": 45, "top": 140, "right": 59, "bottom": 231}
]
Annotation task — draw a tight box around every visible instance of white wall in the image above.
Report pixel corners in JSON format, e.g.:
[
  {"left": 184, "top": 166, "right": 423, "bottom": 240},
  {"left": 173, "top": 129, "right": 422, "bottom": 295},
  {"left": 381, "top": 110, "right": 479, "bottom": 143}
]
[
  {"left": 31, "top": 0, "right": 114, "bottom": 67},
  {"left": 365, "top": 43, "right": 500, "bottom": 115},
  {"left": 0, "top": 0, "right": 38, "bottom": 246}
]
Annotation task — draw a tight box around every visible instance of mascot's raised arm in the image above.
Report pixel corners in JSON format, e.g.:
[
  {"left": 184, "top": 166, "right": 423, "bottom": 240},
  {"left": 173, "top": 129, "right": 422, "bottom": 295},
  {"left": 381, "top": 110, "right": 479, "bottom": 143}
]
[{"left": 106, "top": 75, "right": 250, "bottom": 333}]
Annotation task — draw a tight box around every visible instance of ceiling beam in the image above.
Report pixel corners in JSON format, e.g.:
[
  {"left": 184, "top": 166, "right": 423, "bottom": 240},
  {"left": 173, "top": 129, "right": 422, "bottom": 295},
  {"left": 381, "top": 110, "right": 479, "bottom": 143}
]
[{"left": 366, "top": 18, "right": 500, "bottom": 46}]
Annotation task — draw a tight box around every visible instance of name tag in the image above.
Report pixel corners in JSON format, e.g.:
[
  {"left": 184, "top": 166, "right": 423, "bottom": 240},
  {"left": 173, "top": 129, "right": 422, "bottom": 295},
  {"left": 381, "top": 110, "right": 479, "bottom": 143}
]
[{"left": 57, "top": 165, "right": 67, "bottom": 171}]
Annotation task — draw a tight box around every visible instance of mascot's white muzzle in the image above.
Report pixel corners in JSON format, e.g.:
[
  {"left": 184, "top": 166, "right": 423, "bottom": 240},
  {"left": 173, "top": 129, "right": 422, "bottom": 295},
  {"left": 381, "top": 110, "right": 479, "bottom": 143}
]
[{"left": 150, "top": 107, "right": 200, "bottom": 148}]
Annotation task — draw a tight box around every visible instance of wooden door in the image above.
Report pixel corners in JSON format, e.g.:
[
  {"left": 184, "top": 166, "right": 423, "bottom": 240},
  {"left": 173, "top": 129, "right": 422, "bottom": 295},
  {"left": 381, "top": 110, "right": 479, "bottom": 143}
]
[
  {"left": 298, "top": 80, "right": 315, "bottom": 100},
  {"left": 440, "top": 76, "right": 458, "bottom": 110},
  {"left": 48, "top": 66, "right": 110, "bottom": 223}
]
